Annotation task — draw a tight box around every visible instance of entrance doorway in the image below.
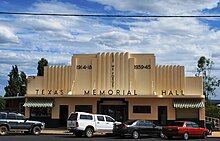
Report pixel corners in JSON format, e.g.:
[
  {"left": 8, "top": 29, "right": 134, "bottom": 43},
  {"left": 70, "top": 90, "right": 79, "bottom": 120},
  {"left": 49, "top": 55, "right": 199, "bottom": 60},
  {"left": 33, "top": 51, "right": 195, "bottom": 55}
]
[
  {"left": 158, "top": 106, "right": 167, "bottom": 126},
  {"left": 100, "top": 105, "right": 127, "bottom": 122},
  {"left": 97, "top": 99, "right": 128, "bottom": 122},
  {"left": 59, "top": 105, "right": 68, "bottom": 127}
]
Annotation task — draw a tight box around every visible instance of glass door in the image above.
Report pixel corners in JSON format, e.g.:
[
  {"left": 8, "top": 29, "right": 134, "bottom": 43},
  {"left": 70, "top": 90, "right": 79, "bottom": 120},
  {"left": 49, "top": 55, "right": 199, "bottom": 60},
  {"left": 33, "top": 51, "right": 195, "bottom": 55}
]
[
  {"left": 100, "top": 105, "right": 127, "bottom": 122},
  {"left": 158, "top": 106, "right": 167, "bottom": 126}
]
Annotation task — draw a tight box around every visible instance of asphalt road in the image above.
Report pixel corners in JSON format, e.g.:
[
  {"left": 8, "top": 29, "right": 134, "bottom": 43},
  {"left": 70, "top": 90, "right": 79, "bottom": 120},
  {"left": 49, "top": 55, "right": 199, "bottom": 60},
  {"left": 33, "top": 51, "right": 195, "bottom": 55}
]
[{"left": 0, "top": 134, "right": 219, "bottom": 141}]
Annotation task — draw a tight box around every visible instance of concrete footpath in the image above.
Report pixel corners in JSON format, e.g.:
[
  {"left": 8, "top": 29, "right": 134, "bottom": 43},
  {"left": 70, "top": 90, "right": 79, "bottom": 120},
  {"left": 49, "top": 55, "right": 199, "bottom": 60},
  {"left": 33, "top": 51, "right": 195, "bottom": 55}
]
[{"left": 41, "top": 129, "right": 220, "bottom": 137}]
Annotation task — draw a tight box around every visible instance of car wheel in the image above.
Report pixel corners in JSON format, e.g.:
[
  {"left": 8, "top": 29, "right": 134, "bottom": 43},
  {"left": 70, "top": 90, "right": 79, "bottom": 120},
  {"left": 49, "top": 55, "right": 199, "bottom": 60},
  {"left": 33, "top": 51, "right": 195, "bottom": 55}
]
[
  {"left": 32, "top": 126, "right": 41, "bottom": 135},
  {"left": 183, "top": 132, "right": 189, "bottom": 140},
  {"left": 0, "top": 126, "right": 8, "bottom": 136},
  {"left": 132, "top": 130, "right": 139, "bottom": 139},
  {"left": 75, "top": 131, "right": 83, "bottom": 137},
  {"left": 202, "top": 132, "right": 207, "bottom": 139},
  {"left": 85, "top": 127, "right": 93, "bottom": 138}
]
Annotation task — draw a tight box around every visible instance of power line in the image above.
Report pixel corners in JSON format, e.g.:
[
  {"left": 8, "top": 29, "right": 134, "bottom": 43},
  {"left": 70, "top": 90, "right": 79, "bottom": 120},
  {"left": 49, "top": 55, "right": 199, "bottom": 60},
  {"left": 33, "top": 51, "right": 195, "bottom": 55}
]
[{"left": 1, "top": 11, "right": 220, "bottom": 18}]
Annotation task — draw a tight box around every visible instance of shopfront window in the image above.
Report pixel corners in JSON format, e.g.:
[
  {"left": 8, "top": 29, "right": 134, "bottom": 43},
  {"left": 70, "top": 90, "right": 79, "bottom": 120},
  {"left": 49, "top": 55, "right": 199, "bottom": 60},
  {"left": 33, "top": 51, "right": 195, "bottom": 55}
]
[
  {"left": 30, "top": 107, "right": 51, "bottom": 118},
  {"left": 133, "top": 106, "right": 151, "bottom": 113}
]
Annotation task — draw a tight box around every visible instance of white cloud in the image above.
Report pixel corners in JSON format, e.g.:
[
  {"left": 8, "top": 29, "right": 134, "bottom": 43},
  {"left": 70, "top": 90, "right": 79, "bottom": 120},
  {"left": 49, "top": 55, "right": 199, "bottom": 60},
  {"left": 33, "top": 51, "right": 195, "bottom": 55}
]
[
  {"left": 91, "top": 31, "right": 142, "bottom": 47},
  {"left": 0, "top": 26, "right": 19, "bottom": 44},
  {"left": 89, "top": 0, "right": 219, "bottom": 15}
]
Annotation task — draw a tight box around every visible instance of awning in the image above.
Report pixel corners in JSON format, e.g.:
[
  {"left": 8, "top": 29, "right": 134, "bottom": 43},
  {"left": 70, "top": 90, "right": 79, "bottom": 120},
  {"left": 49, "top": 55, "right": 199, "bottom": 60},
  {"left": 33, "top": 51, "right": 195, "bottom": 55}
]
[
  {"left": 23, "top": 99, "right": 54, "bottom": 107},
  {"left": 173, "top": 99, "right": 204, "bottom": 108}
]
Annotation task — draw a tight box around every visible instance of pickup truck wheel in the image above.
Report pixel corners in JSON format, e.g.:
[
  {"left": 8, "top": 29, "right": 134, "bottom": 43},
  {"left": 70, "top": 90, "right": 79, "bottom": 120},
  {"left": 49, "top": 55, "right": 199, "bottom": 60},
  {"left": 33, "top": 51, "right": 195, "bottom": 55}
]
[
  {"left": 32, "top": 126, "right": 41, "bottom": 135},
  {"left": 202, "top": 132, "right": 207, "bottom": 139},
  {"left": 85, "top": 127, "right": 93, "bottom": 138},
  {"left": 183, "top": 132, "right": 189, "bottom": 140},
  {"left": 0, "top": 126, "right": 8, "bottom": 136},
  {"left": 132, "top": 130, "right": 139, "bottom": 139}
]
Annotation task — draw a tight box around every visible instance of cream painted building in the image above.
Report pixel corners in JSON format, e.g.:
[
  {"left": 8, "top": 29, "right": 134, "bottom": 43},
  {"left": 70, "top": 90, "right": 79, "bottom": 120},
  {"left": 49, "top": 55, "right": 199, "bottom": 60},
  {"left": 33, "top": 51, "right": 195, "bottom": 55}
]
[{"left": 24, "top": 52, "right": 205, "bottom": 128}]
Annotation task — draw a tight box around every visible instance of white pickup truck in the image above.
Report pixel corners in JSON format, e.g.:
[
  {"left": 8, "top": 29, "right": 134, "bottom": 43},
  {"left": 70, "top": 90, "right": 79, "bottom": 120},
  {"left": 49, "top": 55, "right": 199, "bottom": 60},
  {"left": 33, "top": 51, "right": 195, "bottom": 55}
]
[{"left": 67, "top": 112, "right": 120, "bottom": 137}]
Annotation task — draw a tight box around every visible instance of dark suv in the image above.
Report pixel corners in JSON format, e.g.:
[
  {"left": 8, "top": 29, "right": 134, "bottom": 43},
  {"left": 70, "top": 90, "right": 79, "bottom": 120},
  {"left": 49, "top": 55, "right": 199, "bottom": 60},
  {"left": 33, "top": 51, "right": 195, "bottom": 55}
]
[{"left": 0, "top": 112, "right": 45, "bottom": 135}]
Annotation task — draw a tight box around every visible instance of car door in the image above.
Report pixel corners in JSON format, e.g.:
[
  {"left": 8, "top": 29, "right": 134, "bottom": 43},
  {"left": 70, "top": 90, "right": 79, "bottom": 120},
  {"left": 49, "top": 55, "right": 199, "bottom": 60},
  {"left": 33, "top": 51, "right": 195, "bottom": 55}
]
[
  {"left": 192, "top": 122, "right": 202, "bottom": 135},
  {"left": 186, "top": 122, "right": 196, "bottom": 135},
  {"left": 95, "top": 115, "right": 106, "bottom": 131},
  {"left": 136, "top": 120, "right": 148, "bottom": 135},
  {"left": 105, "top": 116, "right": 115, "bottom": 132},
  {"left": 16, "top": 114, "right": 32, "bottom": 129},
  {"left": 145, "top": 120, "right": 158, "bottom": 135},
  {"left": 7, "top": 113, "right": 18, "bottom": 129}
]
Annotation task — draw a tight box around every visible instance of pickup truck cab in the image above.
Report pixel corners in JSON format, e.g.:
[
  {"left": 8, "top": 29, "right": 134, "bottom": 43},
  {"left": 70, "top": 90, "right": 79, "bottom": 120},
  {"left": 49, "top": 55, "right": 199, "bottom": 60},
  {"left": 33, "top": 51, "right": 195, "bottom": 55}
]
[
  {"left": 0, "top": 112, "right": 45, "bottom": 135},
  {"left": 67, "top": 112, "right": 120, "bottom": 137}
]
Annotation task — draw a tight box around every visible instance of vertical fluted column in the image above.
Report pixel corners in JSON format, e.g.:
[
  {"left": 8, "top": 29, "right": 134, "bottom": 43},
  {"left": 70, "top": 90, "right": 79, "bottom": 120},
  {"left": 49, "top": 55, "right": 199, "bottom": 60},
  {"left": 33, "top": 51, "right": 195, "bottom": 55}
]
[
  {"left": 97, "top": 53, "right": 101, "bottom": 92},
  {"left": 124, "top": 52, "right": 129, "bottom": 93},
  {"left": 120, "top": 53, "right": 125, "bottom": 91},
  {"left": 101, "top": 53, "right": 106, "bottom": 91},
  {"left": 106, "top": 53, "right": 110, "bottom": 91},
  {"left": 115, "top": 52, "right": 120, "bottom": 91}
]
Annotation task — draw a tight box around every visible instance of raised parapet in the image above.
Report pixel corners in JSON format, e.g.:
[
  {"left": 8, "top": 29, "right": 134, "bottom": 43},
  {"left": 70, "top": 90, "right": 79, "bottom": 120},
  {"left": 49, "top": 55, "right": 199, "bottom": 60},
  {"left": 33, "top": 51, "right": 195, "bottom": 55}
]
[
  {"left": 185, "top": 76, "right": 203, "bottom": 96},
  {"left": 155, "top": 65, "right": 185, "bottom": 96}
]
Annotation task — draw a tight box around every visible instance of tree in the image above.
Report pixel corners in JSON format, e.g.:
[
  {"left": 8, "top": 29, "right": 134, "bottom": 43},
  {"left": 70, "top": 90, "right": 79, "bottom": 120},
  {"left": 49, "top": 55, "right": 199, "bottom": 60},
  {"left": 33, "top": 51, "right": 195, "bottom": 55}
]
[
  {"left": 0, "top": 98, "right": 6, "bottom": 111},
  {"left": 205, "top": 100, "right": 220, "bottom": 118},
  {"left": 4, "top": 65, "right": 27, "bottom": 97},
  {"left": 20, "top": 71, "right": 27, "bottom": 96},
  {"left": 195, "top": 56, "right": 220, "bottom": 99},
  {"left": 37, "top": 58, "right": 48, "bottom": 76}
]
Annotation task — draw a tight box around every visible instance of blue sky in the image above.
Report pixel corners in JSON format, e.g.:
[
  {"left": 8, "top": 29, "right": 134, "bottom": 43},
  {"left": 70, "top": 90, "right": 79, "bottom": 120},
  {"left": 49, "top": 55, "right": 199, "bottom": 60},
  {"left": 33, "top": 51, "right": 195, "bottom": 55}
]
[{"left": 1, "top": 0, "right": 220, "bottom": 99}]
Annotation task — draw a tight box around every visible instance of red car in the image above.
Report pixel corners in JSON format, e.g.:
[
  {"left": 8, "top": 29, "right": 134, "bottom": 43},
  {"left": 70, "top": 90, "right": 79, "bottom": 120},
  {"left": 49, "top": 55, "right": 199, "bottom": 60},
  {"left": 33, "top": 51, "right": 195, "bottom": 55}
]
[{"left": 162, "top": 121, "right": 209, "bottom": 140}]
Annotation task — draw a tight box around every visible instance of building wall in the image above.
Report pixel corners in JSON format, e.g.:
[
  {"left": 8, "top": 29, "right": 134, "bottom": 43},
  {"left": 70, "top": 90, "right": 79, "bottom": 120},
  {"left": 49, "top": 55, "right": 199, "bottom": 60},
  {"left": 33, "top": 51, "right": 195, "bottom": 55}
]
[
  {"left": 52, "top": 97, "right": 98, "bottom": 119},
  {"left": 71, "top": 53, "right": 156, "bottom": 95},
  {"left": 155, "top": 65, "right": 184, "bottom": 96},
  {"left": 127, "top": 98, "right": 175, "bottom": 120},
  {"left": 185, "top": 77, "right": 203, "bottom": 95},
  {"left": 26, "top": 52, "right": 203, "bottom": 97},
  {"left": 25, "top": 52, "right": 205, "bottom": 127},
  {"left": 27, "top": 66, "right": 73, "bottom": 96}
]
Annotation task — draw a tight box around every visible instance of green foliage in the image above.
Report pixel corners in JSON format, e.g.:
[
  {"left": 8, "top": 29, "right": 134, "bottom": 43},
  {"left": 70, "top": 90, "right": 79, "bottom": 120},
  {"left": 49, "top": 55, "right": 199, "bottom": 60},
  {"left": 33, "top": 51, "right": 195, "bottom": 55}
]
[
  {"left": 4, "top": 65, "right": 27, "bottom": 97},
  {"left": 0, "top": 98, "right": 6, "bottom": 111},
  {"left": 205, "top": 100, "right": 220, "bottom": 118},
  {"left": 37, "top": 58, "right": 48, "bottom": 76},
  {"left": 20, "top": 71, "right": 27, "bottom": 95},
  {"left": 195, "top": 56, "right": 220, "bottom": 99}
]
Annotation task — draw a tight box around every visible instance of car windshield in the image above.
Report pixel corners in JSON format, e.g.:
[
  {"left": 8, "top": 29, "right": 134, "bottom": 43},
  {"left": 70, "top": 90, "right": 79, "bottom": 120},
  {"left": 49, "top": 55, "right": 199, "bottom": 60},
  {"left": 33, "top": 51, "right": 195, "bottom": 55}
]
[
  {"left": 169, "top": 122, "right": 184, "bottom": 126},
  {"left": 124, "top": 120, "right": 137, "bottom": 125},
  {"left": 68, "top": 113, "right": 78, "bottom": 120}
]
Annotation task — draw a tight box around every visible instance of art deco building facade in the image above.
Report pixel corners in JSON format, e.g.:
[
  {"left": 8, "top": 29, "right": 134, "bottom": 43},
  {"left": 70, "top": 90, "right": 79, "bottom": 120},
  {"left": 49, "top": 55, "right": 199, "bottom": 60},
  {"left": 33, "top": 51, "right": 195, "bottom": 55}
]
[{"left": 24, "top": 52, "right": 205, "bottom": 127}]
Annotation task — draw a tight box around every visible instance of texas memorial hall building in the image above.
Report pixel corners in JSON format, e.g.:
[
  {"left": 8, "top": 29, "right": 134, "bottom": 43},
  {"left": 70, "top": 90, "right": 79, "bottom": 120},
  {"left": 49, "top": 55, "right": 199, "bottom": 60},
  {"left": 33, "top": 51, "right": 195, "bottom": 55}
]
[{"left": 24, "top": 52, "right": 205, "bottom": 127}]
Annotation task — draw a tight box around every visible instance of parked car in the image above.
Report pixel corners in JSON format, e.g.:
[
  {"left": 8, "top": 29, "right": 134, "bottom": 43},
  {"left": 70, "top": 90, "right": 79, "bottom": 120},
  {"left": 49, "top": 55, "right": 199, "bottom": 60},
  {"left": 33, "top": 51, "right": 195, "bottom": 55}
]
[
  {"left": 113, "top": 120, "right": 163, "bottom": 139},
  {"left": 0, "top": 112, "right": 45, "bottom": 135},
  {"left": 67, "top": 112, "right": 120, "bottom": 138},
  {"left": 162, "top": 121, "right": 209, "bottom": 140}
]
